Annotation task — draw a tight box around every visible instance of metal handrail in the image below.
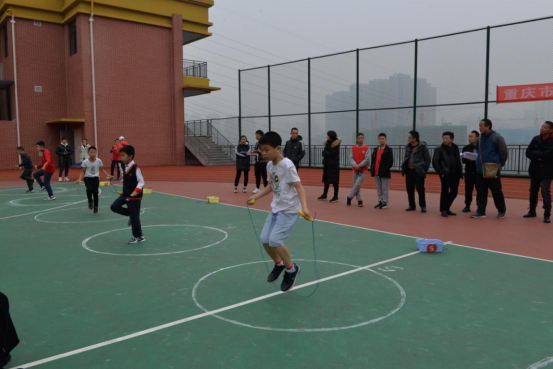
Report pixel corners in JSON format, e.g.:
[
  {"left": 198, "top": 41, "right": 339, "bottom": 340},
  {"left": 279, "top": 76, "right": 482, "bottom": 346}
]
[
  {"left": 185, "top": 124, "right": 212, "bottom": 165},
  {"left": 186, "top": 120, "right": 235, "bottom": 161},
  {"left": 183, "top": 59, "right": 208, "bottom": 79}
]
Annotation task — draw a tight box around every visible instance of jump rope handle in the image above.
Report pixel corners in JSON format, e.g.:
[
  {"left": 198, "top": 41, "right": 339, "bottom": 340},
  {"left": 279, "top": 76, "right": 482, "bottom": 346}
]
[
  {"left": 247, "top": 199, "right": 256, "bottom": 205},
  {"left": 298, "top": 210, "right": 313, "bottom": 222}
]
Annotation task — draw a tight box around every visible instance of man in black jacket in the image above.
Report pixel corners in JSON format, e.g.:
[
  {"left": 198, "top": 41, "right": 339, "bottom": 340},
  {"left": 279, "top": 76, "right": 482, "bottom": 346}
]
[
  {"left": 401, "top": 131, "right": 431, "bottom": 213},
  {"left": 283, "top": 128, "right": 305, "bottom": 171},
  {"left": 56, "top": 137, "right": 73, "bottom": 182},
  {"left": 524, "top": 121, "right": 553, "bottom": 224},
  {"left": 432, "top": 132, "right": 463, "bottom": 217},
  {"left": 0, "top": 292, "right": 19, "bottom": 368},
  {"left": 461, "top": 131, "right": 479, "bottom": 213}
]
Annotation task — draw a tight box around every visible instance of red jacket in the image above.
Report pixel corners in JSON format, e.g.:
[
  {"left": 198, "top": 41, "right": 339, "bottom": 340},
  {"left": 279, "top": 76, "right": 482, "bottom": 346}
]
[
  {"left": 110, "top": 145, "right": 121, "bottom": 161},
  {"left": 115, "top": 141, "right": 128, "bottom": 158},
  {"left": 37, "top": 149, "right": 55, "bottom": 173},
  {"left": 351, "top": 145, "right": 370, "bottom": 174}
]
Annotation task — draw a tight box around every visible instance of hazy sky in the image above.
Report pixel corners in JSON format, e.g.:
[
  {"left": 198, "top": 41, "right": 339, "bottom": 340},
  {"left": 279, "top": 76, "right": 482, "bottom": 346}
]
[{"left": 183, "top": 0, "right": 553, "bottom": 122}]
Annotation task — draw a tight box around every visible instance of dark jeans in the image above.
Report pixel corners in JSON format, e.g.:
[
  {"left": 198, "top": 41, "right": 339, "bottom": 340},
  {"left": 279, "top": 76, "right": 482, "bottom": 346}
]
[
  {"left": 529, "top": 177, "right": 552, "bottom": 214},
  {"left": 235, "top": 170, "right": 249, "bottom": 187},
  {"left": 254, "top": 162, "right": 268, "bottom": 189},
  {"left": 476, "top": 174, "right": 507, "bottom": 215},
  {"left": 323, "top": 183, "right": 339, "bottom": 198},
  {"left": 20, "top": 169, "right": 34, "bottom": 191},
  {"left": 110, "top": 161, "right": 122, "bottom": 180},
  {"left": 464, "top": 172, "right": 477, "bottom": 207},
  {"left": 405, "top": 169, "right": 426, "bottom": 208},
  {"left": 33, "top": 170, "right": 53, "bottom": 197},
  {"left": 59, "top": 161, "right": 70, "bottom": 177},
  {"left": 110, "top": 195, "right": 143, "bottom": 238},
  {"left": 439, "top": 174, "right": 460, "bottom": 212},
  {"left": 85, "top": 177, "right": 100, "bottom": 208},
  {"left": 0, "top": 292, "right": 19, "bottom": 359}
]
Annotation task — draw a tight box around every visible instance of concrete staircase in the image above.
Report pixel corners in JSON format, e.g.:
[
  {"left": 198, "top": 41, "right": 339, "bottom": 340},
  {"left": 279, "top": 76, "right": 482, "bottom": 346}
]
[{"left": 185, "top": 121, "right": 236, "bottom": 166}]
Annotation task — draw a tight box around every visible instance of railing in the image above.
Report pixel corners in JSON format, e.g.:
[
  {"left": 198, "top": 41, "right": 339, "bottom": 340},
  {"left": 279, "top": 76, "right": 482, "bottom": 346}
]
[
  {"left": 185, "top": 120, "right": 235, "bottom": 163},
  {"left": 185, "top": 124, "right": 213, "bottom": 165},
  {"left": 183, "top": 59, "right": 208, "bottom": 79}
]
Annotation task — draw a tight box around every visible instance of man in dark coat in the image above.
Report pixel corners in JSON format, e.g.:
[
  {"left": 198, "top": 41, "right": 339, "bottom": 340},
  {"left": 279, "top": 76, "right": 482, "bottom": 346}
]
[
  {"left": 283, "top": 127, "right": 305, "bottom": 171},
  {"left": 318, "top": 131, "right": 341, "bottom": 203},
  {"left": 461, "top": 130, "right": 479, "bottom": 213},
  {"left": 0, "top": 292, "right": 19, "bottom": 368},
  {"left": 370, "top": 133, "right": 393, "bottom": 209},
  {"left": 401, "top": 130, "right": 431, "bottom": 213},
  {"left": 524, "top": 121, "right": 553, "bottom": 223},
  {"left": 56, "top": 136, "right": 73, "bottom": 182},
  {"left": 432, "top": 132, "right": 463, "bottom": 217}
]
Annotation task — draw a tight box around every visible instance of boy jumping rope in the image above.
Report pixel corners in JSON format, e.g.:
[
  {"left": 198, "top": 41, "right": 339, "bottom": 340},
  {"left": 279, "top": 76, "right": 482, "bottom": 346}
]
[
  {"left": 110, "top": 145, "right": 145, "bottom": 244},
  {"left": 15, "top": 147, "right": 34, "bottom": 193},
  {"left": 75, "top": 146, "right": 113, "bottom": 214},
  {"left": 33, "top": 141, "right": 56, "bottom": 201},
  {"left": 247, "top": 131, "right": 312, "bottom": 292}
]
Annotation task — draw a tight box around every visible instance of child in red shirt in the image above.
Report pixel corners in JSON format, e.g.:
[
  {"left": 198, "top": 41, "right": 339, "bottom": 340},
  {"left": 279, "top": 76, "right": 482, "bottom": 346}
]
[{"left": 33, "top": 141, "right": 56, "bottom": 200}]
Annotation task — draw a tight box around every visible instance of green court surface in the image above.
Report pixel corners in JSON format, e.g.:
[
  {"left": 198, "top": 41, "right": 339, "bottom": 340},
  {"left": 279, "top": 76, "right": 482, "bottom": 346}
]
[{"left": 1, "top": 184, "right": 552, "bottom": 369}]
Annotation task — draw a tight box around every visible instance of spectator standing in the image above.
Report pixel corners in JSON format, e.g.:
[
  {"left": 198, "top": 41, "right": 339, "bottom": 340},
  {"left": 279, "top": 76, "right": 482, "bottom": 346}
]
[
  {"left": 401, "top": 131, "right": 431, "bottom": 213},
  {"left": 461, "top": 131, "right": 479, "bottom": 213},
  {"left": 283, "top": 128, "right": 305, "bottom": 172},
  {"left": 318, "top": 131, "right": 341, "bottom": 203},
  {"left": 432, "top": 132, "right": 463, "bottom": 217},
  {"left": 370, "top": 133, "right": 394, "bottom": 209}
]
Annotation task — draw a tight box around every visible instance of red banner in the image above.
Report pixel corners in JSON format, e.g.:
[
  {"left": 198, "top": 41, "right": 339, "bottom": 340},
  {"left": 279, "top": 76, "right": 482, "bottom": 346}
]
[{"left": 497, "top": 82, "right": 553, "bottom": 104}]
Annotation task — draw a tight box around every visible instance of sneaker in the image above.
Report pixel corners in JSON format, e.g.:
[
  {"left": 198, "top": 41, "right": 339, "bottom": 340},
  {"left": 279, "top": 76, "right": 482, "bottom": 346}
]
[
  {"left": 329, "top": 197, "right": 339, "bottom": 203},
  {"left": 523, "top": 211, "right": 537, "bottom": 218},
  {"left": 447, "top": 210, "right": 457, "bottom": 216},
  {"left": 375, "top": 202, "right": 383, "bottom": 209},
  {"left": 441, "top": 211, "right": 449, "bottom": 218},
  {"left": 33, "top": 179, "right": 37, "bottom": 185},
  {"left": 380, "top": 202, "right": 389, "bottom": 209},
  {"left": 58, "top": 177, "right": 62, "bottom": 182},
  {"left": 358, "top": 201, "right": 363, "bottom": 207},
  {"left": 421, "top": 207, "right": 427, "bottom": 213},
  {"left": 471, "top": 213, "right": 486, "bottom": 219},
  {"left": 128, "top": 236, "right": 146, "bottom": 244},
  {"left": 405, "top": 207, "right": 416, "bottom": 211},
  {"left": 497, "top": 212, "right": 506, "bottom": 219},
  {"left": 346, "top": 197, "right": 352, "bottom": 206},
  {"left": 94, "top": 207, "right": 98, "bottom": 214},
  {"left": 25, "top": 189, "right": 35, "bottom": 193},
  {"left": 253, "top": 188, "right": 260, "bottom": 194},
  {"left": 39, "top": 186, "right": 46, "bottom": 192},
  {"left": 267, "top": 264, "right": 286, "bottom": 283},
  {"left": 281, "top": 263, "right": 300, "bottom": 292},
  {"left": 234, "top": 187, "right": 238, "bottom": 193},
  {"left": 44, "top": 195, "right": 56, "bottom": 201},
  {"left": 462, "top": 206, "right": 471, "bottom": 213},
  {"left": 127, "top": 219, "right": 132, "bottom": 227},
  {"left": 545, "top": 214, "right": 551, "bottom": 224},
  {"left": 88, "top": 202, "right": 93, "bottom": 210},
  {"left": 64, "top": 177, "right": 70, "bottom": 182},
  {"left": 317, "top": 195, "right": 328, "bottom": 201},
  {"left": 243, "top": 187, "right": 247, "bottom": 193}
]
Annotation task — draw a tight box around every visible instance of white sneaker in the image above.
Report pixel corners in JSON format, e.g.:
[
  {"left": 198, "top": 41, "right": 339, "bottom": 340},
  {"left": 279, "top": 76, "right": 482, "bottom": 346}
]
[
  {"left": 243, "top": 187, "right": 247, "bottom": 193},
  {"left": 253, "top": 188, "right": 260, "bottom": 194},
  {"left": 58, "top": 177, "right": 62, "bottom": 182},
  {"left": 44, "top": 195, "right": 56, "bottom": 201},
  {"left": 234, "top": 187, "right": 238, "bottom": 193},
  {"left": 64, "top": 177, "right": 70, "bottom": 181}
]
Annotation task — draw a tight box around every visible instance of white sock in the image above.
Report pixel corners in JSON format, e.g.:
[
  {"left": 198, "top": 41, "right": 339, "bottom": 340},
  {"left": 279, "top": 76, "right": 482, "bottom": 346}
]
[{"left": 285, "top": 264, "right": 296, "bottom": 273}]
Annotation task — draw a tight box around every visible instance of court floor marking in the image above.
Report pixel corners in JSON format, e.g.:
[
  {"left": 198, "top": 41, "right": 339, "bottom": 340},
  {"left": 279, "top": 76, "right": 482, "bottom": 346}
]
[
  {"left": 155, "top": 191, "right": 553, "bottom": 265},
  {"left": 10, "top": 251, "right": 419, "bottom": 369}
]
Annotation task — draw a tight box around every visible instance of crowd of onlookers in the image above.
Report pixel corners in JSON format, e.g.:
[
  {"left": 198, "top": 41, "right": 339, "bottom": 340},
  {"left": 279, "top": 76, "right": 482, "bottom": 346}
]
[{"left": 237, "top": 119, "right": 553, "bottom": 224}]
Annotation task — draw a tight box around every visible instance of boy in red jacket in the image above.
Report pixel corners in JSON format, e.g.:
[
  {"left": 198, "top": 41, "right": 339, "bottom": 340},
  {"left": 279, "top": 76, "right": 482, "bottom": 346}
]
[
  {"left": 33, "top": 141, "right": 56, "bottom": 201},
  {"left": 110, "top": 138, "right": 122, "bottom": 180}
]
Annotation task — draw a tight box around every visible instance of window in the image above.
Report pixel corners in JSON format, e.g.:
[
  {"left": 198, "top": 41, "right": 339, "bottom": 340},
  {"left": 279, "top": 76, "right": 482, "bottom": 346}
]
[
  {"left": 69, "top": 21, "right": 77, "bottom": 55},
  {"left": 3, "top": 24, "right": 7, "bottom": 58},
  {"left": 0, "top": 87, "right": 12, "bottom": 121}
]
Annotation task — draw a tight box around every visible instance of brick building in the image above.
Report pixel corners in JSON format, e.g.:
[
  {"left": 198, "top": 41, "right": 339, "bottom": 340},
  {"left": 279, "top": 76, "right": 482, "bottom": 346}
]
[{"left": 0, "top": 0, "right": 219, "bottom": 169}]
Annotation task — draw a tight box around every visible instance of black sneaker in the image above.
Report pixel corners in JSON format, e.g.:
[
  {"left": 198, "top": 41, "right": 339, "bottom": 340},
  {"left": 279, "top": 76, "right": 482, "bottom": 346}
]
[
  {"left": 358, "top": 201, "right": 363, "bottom": 207},
  {"left": 127, "top": 219, "right": 132, "bottom": 227},
  {"left": 497, "top": 212, "right": 506, "bottom": 219},
  {"left": 462, "top": 206, "right": 471, "bottom": 213},
  {"left": 380, "top": 202, "right": 388, "bottom": 209},
  {"left": 128, "top": 236, "right": 145, "bottom": 244},
  {"left": 523, "top": 211, "right": 537, "bottom": 218},
  {"left": 329, "top": 197, "right": 339, "bottom": 203},
  {"left": 405, "top": 207, "right": 416, "bottom": 211},
  {"left": 545, "top": 214, "right": 551, "bottom": 224},
  {"left": 267, "top": 264, "right": 286, "bottom": 283},
  {"left": 447, "top": 210, "right": 457, "bottom": 216},
  {"left": 375, "top": 202, "right": 383, "bottom": 209},
  {"left": 317, "top": 195, "right": 328, "bottom": 201},
  {"left": 471, "top": 213, "right": 486, "bottom": 219},
  {"left": 25, "top": 189, "right": 35, "bottom": 193},
  {"left": 39, "top": 186, "right": 46, "bottom": 192},
  {"left": 88, "top": 202, "right": 93, "bottom": 210},
  {"left": 94, "top": 207, "right": 98, "bottom": 214},
  {"left": 346, "top": 197, "right": 352, "bottom": 206},
  {"left": 281, "top": 263, "right": 300, "bottom": 292},
  {"left": 441, "top": 211, "right": 449, "bottom": 218},
  {"left": 421, "top": 207, "right": 427, "bottom": 213}
]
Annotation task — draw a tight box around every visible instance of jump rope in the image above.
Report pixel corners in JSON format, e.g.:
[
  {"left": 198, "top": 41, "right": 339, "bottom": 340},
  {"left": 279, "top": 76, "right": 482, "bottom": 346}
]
[{"left": 246, "top": 202, "right": 321, "bottom": 298}]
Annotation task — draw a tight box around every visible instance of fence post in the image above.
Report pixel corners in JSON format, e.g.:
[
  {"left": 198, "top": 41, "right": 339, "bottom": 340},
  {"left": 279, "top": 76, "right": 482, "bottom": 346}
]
[
  {"left": 484, "top": 26, "right": 491, "bottom": 119},
  {"left": 356, "top": 48, "right": 360, "bottom": 136},
  {"left": 238, "top": 69, "right": 242, "bottom": 138},
  {"left": 413, "top": 39, "right": 418, "bottom": 131},
  {"left": 308, "top": 57, "right": 312, "bottom": 168},
  {"left": 268, "top": 65, "right": 271, "bottom": 132}
]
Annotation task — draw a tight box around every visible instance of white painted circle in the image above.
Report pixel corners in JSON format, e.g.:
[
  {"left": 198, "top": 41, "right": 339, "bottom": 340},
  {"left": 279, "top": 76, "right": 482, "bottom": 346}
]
[
  {"left": 0, "top": 186, "right": 71, "bottom": 194},
  {"left": 35, "top": 206, "right": 146, "bottom": 224},
  {"left": 9, "top": 195, "right": 84, "bottom": 207},
  {"left": 192, "top": 259, "right": 406, "bottom": 332},
  {"left": 82, "top": 224, "right": 228, "bottom": 256}
]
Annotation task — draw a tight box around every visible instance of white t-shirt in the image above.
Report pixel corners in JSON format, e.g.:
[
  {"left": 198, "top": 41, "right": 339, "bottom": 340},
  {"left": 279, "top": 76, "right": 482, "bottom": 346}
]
[
  {"left": 266, "top": 158, "right": 301, "bottom": 213},
  {"left": 81, "top": 158, "right": 103, "bottom": 178}
]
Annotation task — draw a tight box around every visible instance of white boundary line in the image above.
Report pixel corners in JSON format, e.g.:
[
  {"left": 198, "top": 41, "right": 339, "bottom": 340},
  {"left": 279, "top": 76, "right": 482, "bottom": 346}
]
[
  {"left": 528, "top": 357, "right": 553, "bottom": 369},
  {"left": 10, "top": 251, "right": 419, "bottom": 369},
  {"left": 154, "top": 191, "right": 553, "bottom": 264}
]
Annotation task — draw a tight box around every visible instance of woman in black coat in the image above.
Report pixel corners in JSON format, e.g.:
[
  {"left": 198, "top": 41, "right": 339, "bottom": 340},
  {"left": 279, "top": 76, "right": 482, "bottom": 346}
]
[
  {"left": 234, "top": 135, "right": 251, "bottom": 193},
  {"left": 318, "top": 130, "right": 342, "bottom": 202},
  {"left": 56, "top": 137, "right": 73, "bottom": 181}
]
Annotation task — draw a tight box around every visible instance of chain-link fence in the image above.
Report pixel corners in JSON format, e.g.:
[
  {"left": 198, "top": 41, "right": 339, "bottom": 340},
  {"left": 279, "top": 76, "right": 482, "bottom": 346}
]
[{"left": 232, "top": 16, "right": 553, "bottom": 176}]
